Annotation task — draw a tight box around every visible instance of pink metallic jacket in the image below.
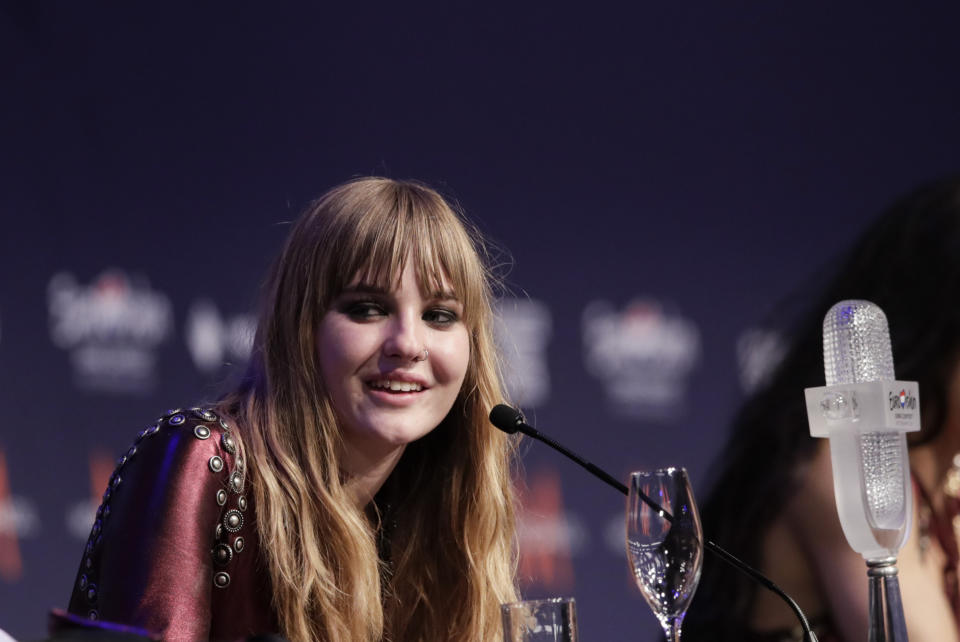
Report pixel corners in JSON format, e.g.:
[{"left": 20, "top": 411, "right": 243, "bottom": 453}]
[{"left": 62, "top": 408, "right": 279, "bottom": 640}]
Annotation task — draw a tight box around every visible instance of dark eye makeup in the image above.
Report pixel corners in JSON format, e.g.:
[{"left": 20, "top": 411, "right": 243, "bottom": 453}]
[
  {"left": 423, "top": 307, "right": 460, "bottom": 326},
  {"left": 342, "top": 300, "right": 387, "bottom": 320},
  {"left": 335, "top": 293, "right": 462, "bottom": 328}
]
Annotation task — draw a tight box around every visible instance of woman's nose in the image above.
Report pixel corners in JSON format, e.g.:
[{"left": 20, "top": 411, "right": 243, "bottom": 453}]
[{"left": 382, "top": 315, "right": 424, "bottom": 362}]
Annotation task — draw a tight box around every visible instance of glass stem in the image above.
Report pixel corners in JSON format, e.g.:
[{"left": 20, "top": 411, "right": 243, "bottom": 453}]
[{"left": 662, "top": 616, "right": 683, "bottom": 642}]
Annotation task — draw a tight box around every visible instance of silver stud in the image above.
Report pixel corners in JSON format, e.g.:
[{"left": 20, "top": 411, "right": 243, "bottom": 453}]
[
  {"left": 127, "top": 445, "right": 137, "bottom": 458},
  {"left": 79, "top": 574, "right": 88, "bottom": 590},
  {"left": 88, "top": 610, "right": 99, "bottom": 621},
  {"left": 236, "top": 457, "right": 245, "bottom": 472},
  {"left": 238, "top": 496, "right": 247, "bottom": 512},
  {"left": 214, "top": 571, "right": 231, "bottom": 588},
  {"left": 91, "top": 520, "right": 102, "bottom": 537},
  {"left": 194, "top": 425, "right": 211, "bottom": 440},
  {"left": 215, "top": 524, "right": 223, "bottom": 539},
  {"left": 229, "top": 471, "right": 244, "bottom": 493},
  {"left": 234, "top": 537, "right": 245, "bottom": 553},
  {"left": 213, "top": 543, "right": 233, "bottom": 566},
  {"left": 116, "top": 455, "right": 127, "bottom": 468},
  {"left": 168, "top": 414, "right": 185, "bottom": 426},
  {"left": 216, "top": 489, "right": 227, "bottom": 506},
  {"left": 103, "top": 505, "right": 111, "bottom": 520},
  {"left": 221, "top": 433, "right": 236, "bottom": 454},
  {"left": 111, "top": 474, "right": 121, "bottom": 489},
  {"left": 147, "top": 423, "right": 161, "bottom": 435},
  {"left": 102, "top": 488, "right": 111, "bottom": 503},
  {"left": 86, "top": 584, "right": 98, "bottom": 604},
  {"left": 223, "top": 509, "right": 243, "bottom": 532},
  {"left": 209, "top": 456, "right": 224, "bottom": 473},
  {"left": 220, "top": 418, "right": 229, "bottom": 430},
  {"left": 84, "top": 556, "right": 93, "bottom": 570},
  {"left": 96, "top": 505, "right": 103, "bottom": 519},
  {"left": 194, "top": 408, "right": 217, "bottom": 421}
]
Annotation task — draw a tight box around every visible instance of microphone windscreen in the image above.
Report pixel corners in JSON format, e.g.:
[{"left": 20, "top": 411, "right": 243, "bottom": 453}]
[
  {"left": 822, "top": 300, "right": 907, "bottom": 536},
  {"left": 489, "top": 404, "right": 524, "bottom": 434},
  {"left": 823, "top": 300, "right": 895, "bottom": 385}
]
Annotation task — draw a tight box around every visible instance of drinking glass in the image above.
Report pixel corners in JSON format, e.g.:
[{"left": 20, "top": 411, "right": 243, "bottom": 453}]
[
  {"left": 625, "top": 467, "right": 703, "bottom": 641},
  {"left": 501, "top": 597, "right": 578, "bottom": 642}
]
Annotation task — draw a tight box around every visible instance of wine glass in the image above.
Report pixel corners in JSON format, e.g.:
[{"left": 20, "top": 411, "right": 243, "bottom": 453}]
[
  {"left": 501, "top": 597, "right": 578, "bottom": 641},
  {"left": 625, "top": 467, "right": 703, "bottom": 641}
]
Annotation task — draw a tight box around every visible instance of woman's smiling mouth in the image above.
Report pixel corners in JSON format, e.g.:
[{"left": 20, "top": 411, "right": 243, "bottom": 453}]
[{"left": 367, "top": 380, "right": 424, "bottom": 392}]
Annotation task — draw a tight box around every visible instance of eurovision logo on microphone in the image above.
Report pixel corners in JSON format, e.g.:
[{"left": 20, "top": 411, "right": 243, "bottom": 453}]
[{"left": 889, "top": 389, "right": 917, "bottom": 411}]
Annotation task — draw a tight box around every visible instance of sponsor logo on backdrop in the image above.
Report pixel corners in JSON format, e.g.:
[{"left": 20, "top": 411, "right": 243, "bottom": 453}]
[
  {"left": 516, "top": 469, "right": 586, "bottom": 591},
  {"left": 48, "top": 270, "right": 173, "bottom": 393},
  {"left": 185, "top": 299, "right": 256, "bottom": 372},
  {"left": 0, "top": 449, "right": 39, "bottom": 581},
  {"left": 66, "top": 450, "right": 116, "bottom": 540},
  {"left": 67, "top": 500, "right": 100, "bottom": 540},
  {"left": 0, "top": 497, "right": 41, "bottom": 539},
  {"left": 736, "top": 328, "right": 786, "bottom": 393},
  {"left": 604, "top": 510, "right": 628, "bottom": 557},
  {"left": 495, "top": 298, "right": 552, "bottom": 407},
  {"left": 582, "top": 299, "right": 701, "bottom": 419}
]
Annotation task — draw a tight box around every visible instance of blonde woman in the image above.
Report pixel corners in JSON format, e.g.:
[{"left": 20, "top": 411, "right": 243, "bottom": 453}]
[{"left": 60, "top": 178, "right": 519, "bottom": 640}]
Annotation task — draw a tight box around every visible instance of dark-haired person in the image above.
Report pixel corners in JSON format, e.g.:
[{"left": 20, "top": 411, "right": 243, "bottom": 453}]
[
  {"left": 683, "top": 176, "right": 960, "bottom": 641},
  {"left": 59, "top": 178, "right": 519, "bottom": 641}
]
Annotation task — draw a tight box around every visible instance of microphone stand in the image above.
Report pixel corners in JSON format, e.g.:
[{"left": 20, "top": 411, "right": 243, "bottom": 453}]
[
  {"left": 866, "top": 557, "right": 908, "bottom": 642},
  {"left": 492, "top": 406, "right": 819, "bottom": 642}
]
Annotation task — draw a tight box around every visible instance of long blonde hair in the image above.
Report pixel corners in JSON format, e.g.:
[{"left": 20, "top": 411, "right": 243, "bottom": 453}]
[{"left": 219, "top": 177, "right": 518, "bottom": 641}]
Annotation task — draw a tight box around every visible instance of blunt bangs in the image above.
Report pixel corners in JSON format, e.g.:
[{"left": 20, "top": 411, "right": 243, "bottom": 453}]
[{"left": 318, "top": 179, "right": 488, "bottom": 329}]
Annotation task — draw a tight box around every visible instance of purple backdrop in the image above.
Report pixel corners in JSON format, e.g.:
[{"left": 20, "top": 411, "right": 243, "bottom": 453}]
[{"left": 2, "top": 3, "right": 960, "bottom": 639}]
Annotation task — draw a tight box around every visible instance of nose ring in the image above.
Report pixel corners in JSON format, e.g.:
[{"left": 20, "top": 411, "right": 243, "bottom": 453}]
[{"left": 414, "top": 348, "right": 429, "bottom": 362}]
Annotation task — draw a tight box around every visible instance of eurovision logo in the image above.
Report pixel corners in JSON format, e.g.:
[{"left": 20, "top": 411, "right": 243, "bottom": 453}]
[
  {"left": 890, "top": 388, "right": 918, "bottom": 411},
  {"left": 48, "top": 269, "right": 173, "bottom": 393},
  {"left": 185, "top": 299, "right": 256, "bottom": 373},
  {"left": 582, "top": 299, "right": 701, "bottom": 419},
  {"left": 494, "top": 298, "right": 552, "bottom": 407}
]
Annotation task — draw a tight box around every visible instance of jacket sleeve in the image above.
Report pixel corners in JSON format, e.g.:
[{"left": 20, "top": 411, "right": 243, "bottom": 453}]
[{"left": 66, "top": 408, "right": 242, "bottom": 641}]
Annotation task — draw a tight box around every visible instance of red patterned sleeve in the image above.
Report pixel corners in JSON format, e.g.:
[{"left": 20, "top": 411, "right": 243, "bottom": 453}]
[{"left": 65, "top": 408, "right": 243, "bottom": 640}]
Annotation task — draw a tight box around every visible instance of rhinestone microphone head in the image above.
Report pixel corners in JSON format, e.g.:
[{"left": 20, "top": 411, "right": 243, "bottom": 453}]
[
  {"left": 822, "top": 300, "right": 907, "bottom": 542},
  {"left": 823, "top": 300, "right": 895, "bottom": 386}
]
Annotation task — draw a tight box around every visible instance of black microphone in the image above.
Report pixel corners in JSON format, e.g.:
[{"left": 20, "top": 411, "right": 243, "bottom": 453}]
[
  {"left": 490, "top": 404, "right": 818, "bottom": 642},
  {"left": 490, "top": 404, "right": 631, "bottom": 497}
]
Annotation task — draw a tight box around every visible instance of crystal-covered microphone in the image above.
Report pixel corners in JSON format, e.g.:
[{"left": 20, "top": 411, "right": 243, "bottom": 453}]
[
  {"left": 805, "top": 300, "right": 920, "bottom": 558},
  {"left": 805, "top": 300, "right": 920, "bottom": 641}
]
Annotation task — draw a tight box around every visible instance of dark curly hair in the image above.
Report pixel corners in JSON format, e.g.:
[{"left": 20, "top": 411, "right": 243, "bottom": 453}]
[{"left": 683, "top": 175, "right": 960, "bottom": 640}]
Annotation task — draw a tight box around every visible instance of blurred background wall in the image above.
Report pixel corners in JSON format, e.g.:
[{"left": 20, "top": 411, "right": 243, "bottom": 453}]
[{"left": 1, "top": 3, "right": 959, "bottom": 639}]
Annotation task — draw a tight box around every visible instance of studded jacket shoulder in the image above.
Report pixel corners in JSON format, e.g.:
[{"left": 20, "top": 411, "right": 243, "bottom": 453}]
[{"left": 62, "top": 407, "right": 278, "bottom": 641}]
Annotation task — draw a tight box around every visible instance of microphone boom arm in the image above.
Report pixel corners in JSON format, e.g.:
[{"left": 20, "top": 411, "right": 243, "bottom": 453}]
[{"left": 493, "top": 405, "right": 818, "bottom": 642}]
